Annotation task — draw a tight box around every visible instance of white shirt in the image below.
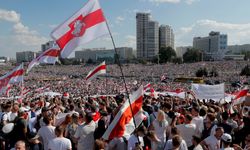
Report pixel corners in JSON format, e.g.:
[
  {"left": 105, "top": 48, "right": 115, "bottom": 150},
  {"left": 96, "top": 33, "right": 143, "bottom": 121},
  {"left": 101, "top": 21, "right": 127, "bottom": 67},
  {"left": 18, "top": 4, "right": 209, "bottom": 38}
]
[
  {"left": 204, "top": 135, "right": 221, "bottom": 150},
  {"left": 153, "top": 119, "right": 168, "bottom": 143},
  {"left": 38, "top": 125, "right": 56, "bottom": 150},
  {"left": 74, "top": 120, "right": 96, "bottom": 150},
  {"left": 48, "top": 137, "right": 72, "bottom": 150},
  {"left": 191, "top": 116, "right": 204, "bottom": 137},
  {"left": 177, "top": 123, "right": 196, "bottom": 147},
  {"left": 165, "top": 139, "right": 188, "bottom": 150},
  {"left": 9, "top": 112, "right": 17, "bottom": 122},
  {"left": 127, "top": 134, "right": 144, "bottom": 150},
  {"left": 194, "top": 144, "right": 203, "bottom": 150}
]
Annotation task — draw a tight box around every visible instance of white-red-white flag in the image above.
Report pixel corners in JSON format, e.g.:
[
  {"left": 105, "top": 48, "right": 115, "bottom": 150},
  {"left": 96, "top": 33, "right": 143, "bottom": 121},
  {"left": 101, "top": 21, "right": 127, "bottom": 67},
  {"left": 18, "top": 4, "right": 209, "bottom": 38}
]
[
  {"left": 86, "top": 61, "right": 106, "bottom": 83},
  {"left": 102, "top": 86, "right": 144, "bottom": 140},
  {"left": 27, "top": 47, "right": 60, "bottom": 73},
  {"left": 232, "top": 87, "right": 249, "bottom": 105},
  {"left": 0, "top": 64, "right": 24, "bottom": 95},
  {"left": 143, "top": 83, "right": 151, "bottom": 92},
  {"left": 50, "top": 0, "right": 109, "bottom": 58}
]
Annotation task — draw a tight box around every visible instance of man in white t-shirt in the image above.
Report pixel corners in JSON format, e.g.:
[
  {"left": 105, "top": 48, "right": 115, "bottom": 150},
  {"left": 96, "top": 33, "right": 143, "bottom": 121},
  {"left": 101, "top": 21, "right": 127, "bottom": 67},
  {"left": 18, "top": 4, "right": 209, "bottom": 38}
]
[
  {"left": 200, "top": 127, "right": 224, "bottom": 150},
  {"left": 38, "top": 114, "right": 56, "bottom": 150},
  {"left": 74, "top": 112, "right": 96, "bottom": 150},
  {"left": 48, "top": 126, "right": 71, "bottom": 150},
  {"left": 191, "top": 106, "right": 204, "bottom": 137},
  {"left": 177, "top": 114, "right": 196, "bottom": 148}
]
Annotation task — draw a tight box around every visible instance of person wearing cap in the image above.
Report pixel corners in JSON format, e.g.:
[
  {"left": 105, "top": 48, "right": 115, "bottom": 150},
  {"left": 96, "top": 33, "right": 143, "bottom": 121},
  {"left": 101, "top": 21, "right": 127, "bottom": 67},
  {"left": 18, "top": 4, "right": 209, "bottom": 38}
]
[
  {"left": 220, "top": 133, "right": 234, "bottom": 150},
  {"left": 39, "top": 107, "right": 50, "bottom": 128},
  {"left": 127, "top": 125, "right": 147, "bottom": 150}
]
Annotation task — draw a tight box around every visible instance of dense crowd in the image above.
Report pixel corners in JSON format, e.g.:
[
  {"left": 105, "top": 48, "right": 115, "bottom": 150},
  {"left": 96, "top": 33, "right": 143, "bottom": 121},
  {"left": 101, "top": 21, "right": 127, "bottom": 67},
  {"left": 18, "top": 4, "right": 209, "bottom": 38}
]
[{"left": 0, "top": 61, "right": 250, "bottom": 150}]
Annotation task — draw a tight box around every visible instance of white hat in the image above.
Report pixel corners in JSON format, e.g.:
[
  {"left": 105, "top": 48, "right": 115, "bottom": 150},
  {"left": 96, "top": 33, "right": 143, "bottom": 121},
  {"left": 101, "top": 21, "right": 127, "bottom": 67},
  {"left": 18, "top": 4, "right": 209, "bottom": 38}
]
[
  {"left": 2, "top": 123, "right": 14, "bottom": 134},
  {"left": 221, "top": 133, "right": 232, "bottom": 143}
]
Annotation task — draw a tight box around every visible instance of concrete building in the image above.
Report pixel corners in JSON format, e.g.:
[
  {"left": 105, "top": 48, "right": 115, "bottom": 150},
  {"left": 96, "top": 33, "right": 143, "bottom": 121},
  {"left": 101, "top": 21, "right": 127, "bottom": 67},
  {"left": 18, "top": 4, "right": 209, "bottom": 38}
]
[
  {"left": 136, "top": 13, "right": 159, "bottom": 60},
  {"left": 159, "top": 25, "right": 175, "bottom": 49},
  {"left": 193, "top": 31, "right": 227, "bottom": 60},
  {"left": 175, "top": 46, "right": 192, "bottom": 58},
  {"left": 75, "top": 47, "right": 134, "bottom": 63},
  {"left": 16, "top": 51, "right": 37, "bottom": 63},
  {"left": 228, "top": 44, "right": 250, "bottom": 54},
  {"left": 41, "top": 41, "right": 56, "bottom": 52}
]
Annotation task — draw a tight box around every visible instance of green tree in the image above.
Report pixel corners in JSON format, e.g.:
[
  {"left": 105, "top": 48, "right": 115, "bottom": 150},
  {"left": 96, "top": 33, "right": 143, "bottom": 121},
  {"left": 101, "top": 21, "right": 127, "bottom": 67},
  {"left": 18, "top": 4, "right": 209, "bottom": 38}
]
[
  {"left": 209, "top": 67, "right": 219, "bottom": 77},
  {"left": 183, "top": 48, "right": 202, "bottom": 63},
  {"left": 240, "top": 65, "right": 250, "bottom": 77},
  {"left": 241, "top": 51, "right": 250, "bottom": 60},
  {"left": 86, "top": 58, "right": 94, "bottom": 64},
  {"left": 196, "top": 67, "right": 208, "bottom": 77},
  {"left": 159, "top": 46, "right": 176, "bottom": 63}
]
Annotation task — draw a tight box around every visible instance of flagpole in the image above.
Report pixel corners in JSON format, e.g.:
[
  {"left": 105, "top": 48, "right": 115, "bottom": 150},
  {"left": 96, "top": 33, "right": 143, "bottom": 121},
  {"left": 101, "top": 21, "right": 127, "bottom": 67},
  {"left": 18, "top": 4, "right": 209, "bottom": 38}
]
[{"left": 105, "top": 21, "right": 139, "bottom": 136}]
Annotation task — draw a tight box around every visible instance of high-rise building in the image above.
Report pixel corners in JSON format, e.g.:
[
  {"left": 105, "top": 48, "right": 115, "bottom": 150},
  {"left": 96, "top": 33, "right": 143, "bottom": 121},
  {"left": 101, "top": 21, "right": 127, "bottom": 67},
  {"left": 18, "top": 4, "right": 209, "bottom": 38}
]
[
  {"left": 41, "top": 41, "right": 56, "bottom": 52},
  {"left": 193, "top": 31, "right": 227, "bottom": 60},
  {"left": 16, "top": 51, "right": 37, "bottom": 63},
  {"left": 136, "top": 13, "right": 159, "bottom": 60},
  {"left": 159, "top": 25, "right": 174, "bottom": 49}
]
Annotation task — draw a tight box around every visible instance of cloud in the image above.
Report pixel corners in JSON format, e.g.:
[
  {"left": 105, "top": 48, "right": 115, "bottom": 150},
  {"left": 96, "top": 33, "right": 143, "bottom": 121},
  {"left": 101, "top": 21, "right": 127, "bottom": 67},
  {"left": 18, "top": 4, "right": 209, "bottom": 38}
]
[
  {"left": 176, "top": 19, "right": 250, "bottom": 46},
  {"left": 0, "top": 9, "right": 20, "bottom": 23},
  {"left": 185, "top": 0, "right": 200, "bottom": 5},
  {"left": 149, "top": 0, "right": 180, "bottom": 4},
  {"left": 0, "top": 9, "right": 48, "bottom": 58},
  {"left": 122, "top": 35, "right": 136, "bottom": 48},
  {"left": 115, "top": 16, "right": 125, "bottom": 24}
]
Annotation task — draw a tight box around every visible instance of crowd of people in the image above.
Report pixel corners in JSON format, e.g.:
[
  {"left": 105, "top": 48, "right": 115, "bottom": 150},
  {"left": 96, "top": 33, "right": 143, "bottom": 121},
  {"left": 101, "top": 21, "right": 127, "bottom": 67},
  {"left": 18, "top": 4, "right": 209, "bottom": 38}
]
[{"left": 0, "top": 61, "right": 250, "bottom": 150}]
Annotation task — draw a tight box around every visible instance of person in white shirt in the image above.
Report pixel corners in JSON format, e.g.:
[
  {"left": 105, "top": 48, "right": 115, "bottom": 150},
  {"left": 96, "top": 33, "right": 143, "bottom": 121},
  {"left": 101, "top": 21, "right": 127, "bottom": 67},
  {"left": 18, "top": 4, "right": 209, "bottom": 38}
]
[
  {"left": 176, "top": 114, "right": 196, "bottom": 148},
  {"left": 165, "top": 127, "right": 188, "bottom": 150},
  {"left": 200, "top": 127, "right": 224, "bottom": 150},
  {"left": 127, "top": 125, "right": 147, "bottom": 150},
  {"left": 151, "top": 110, "right": 169, "bottom": 149},
  {"left": 192, "top": 135, "right": 203, "bottom": 150},
  {"left": 165, "top": 135, "right": 188, "bottom": 150},
  {"left": 48, "top": 126, "right": 72, "bottom": 150},
  {"left": 38, "top": 114, "right": 56, "bottom": 150},
  {"left": 191, "top": 106, "right": 204, "bottom": 137},
  {"left": 220, "top": 133, "right": 234, "bottom": 150},
  {"left": 74, "top": 112, "right": 96, "bottom": 150}
]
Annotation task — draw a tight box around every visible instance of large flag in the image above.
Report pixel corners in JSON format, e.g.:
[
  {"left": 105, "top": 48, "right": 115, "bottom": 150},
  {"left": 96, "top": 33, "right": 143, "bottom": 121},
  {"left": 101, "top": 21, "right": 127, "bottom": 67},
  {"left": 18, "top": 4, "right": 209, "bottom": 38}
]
[
  {"left": 50, "top": 0, "right": 109, "bottom": 58},
  {"left": 0, "top": 64, "right": 24, "bottom": 95},
  {"left": 27, "top": 47, "right": 60, "bottom": 73},
  {"left": 102, "top": 86, "right": 144, "bottom": 140},
  {"left": 143, "top": 83, "right": 151, "bottom": 92},
  {"left": 191, "top": 83, "right": 225, "bottom": 101},
  {"left": 232, "top": 87, "right": 249, "bottom": 105},
  {"left": 86, "top": 61, "right": 106, "bottom": 82}
]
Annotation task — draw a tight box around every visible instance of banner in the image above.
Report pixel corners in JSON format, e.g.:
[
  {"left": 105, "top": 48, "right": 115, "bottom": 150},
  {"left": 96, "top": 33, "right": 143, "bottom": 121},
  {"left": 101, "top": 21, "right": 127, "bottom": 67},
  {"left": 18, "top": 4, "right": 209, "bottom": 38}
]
[{"left": 191, "top": 83, "right": 225, "bottom": 100}]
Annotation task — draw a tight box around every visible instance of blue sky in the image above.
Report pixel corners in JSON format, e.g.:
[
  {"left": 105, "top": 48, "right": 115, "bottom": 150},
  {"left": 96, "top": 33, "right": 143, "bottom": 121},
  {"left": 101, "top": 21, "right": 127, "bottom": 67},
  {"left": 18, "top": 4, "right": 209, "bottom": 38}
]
[{"left": 1, "top": 0, "right": 250, "bottom": 58}]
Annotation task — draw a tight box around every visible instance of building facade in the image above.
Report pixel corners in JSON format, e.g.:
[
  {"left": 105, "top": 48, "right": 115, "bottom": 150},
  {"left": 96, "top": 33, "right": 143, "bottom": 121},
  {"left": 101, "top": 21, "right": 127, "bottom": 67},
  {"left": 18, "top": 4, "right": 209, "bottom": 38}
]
[
  {"left": 136, "top": 13, "right": 159, "bottom": 60},
  {"left": 41, "top": 41, "right": 56, "bottom": 52},
  {"left": 16, "top": 51, "right": 37, "bottom": 63},
  {"left": 75, "top": 47, "right": 134, "bottom": 63},
  {"left": 175, "top": 46, "right": 192, "bottom": 58},
  {"left": 159, "top": 25, "right": 175, "bottom": 49},
  {"left": 228, "top": 44, "right": 250, "bottom": 54},
  {"left": 193, "top": 31, "right": 227, "bottom": 60}
]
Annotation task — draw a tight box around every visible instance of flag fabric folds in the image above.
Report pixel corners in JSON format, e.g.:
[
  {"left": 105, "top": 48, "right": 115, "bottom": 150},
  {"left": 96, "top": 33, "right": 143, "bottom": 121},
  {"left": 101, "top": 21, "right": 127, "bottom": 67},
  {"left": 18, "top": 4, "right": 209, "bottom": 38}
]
[
  {"left": 86, "top": 61, "right": 106, "bottom": 82},
  {"left": 50, "top": 0, "right": 109, "bottom": 58},
  {"left": 27, "top": 47, "right": 60, "bottom": 73},
  {"left": 232, "top": 87, "right": 249, "bottom": 105},
  {"left": 0, "top": 64, "right": 24, "bottom": 95},
  {"left": 102, "top": 86, "right": 144, "bottom": 140},
  {"left": 143, "top": 83, "right": 151, "bottom": 92}
]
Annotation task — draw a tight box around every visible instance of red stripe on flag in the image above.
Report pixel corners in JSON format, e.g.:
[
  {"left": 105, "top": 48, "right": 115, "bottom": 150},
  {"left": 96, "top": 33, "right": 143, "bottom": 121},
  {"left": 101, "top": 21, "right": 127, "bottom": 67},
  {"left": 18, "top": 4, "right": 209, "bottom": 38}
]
[
  {"left": 57, "top": 9, "right": 106, "bottom": 50},
  {"left": 39, "top": 49, "right": 59, "bottom": 58},
  {"left": 234, "top": 89, "right": 248, "bottom": 100},
  {"left": 86, "top": 65, "right": 106, "bottom": 81},
  {"left": 108, "top": 95, "right": 143, "bottom": 140},
  {"left": 7, "top": 69, "right": 24, "bottom": 79}
]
